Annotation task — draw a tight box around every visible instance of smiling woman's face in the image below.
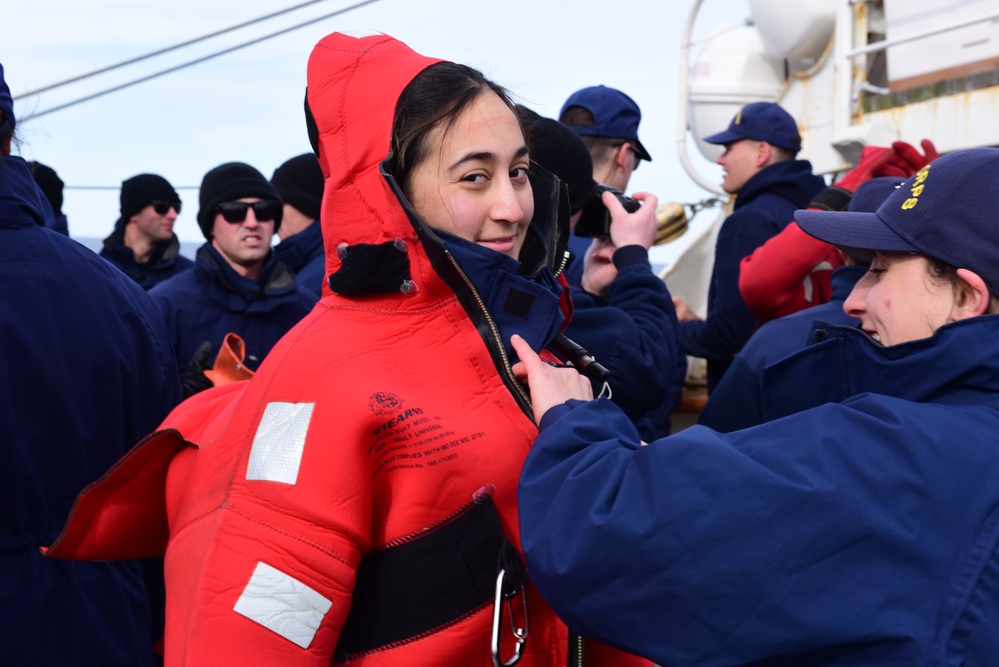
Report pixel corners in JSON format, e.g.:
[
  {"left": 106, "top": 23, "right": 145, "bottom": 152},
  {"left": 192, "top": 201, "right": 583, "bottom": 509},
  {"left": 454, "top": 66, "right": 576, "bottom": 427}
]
[{"left": 405, "top": 90, "right": 533, "bottom": 259}]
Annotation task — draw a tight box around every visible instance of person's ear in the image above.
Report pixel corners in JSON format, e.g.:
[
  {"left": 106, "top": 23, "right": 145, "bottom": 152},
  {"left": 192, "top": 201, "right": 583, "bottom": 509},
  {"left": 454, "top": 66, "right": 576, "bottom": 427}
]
[
  {"left": 755, "top": 141, "right": 772, "bottom": 168},
  {"left": 954, "top": 268, "right": 991, "bottom": 319},
  {"left": 613, "top": 143, "right": 631, "bottom": 172}
]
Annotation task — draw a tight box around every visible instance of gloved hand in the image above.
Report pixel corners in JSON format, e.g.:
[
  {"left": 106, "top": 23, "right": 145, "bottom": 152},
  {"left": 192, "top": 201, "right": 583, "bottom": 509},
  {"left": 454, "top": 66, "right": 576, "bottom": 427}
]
[
  {"left": 811, "top": 145, "right": 897, "bottom": 212},
  {"left": 29, "top": 161, "right": 64, "bottom": 216},
  {"left": 882, "top": 139, "right": 940, "bottom": 178},
  {"left": 833, "top": 145, "right": 895, "bottom": 193},
  {"left": 180, "top": 341, "right": 214, "bottom": 398}
]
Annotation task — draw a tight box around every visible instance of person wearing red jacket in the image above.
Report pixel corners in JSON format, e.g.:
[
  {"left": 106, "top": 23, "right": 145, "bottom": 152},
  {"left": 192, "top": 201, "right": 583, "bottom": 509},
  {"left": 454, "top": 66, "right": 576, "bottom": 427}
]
[
  {"left": 739, "top": 140, "right": 938, "bottom": 324},
  {"left": 44, "top": 33, "right": 651, "bottom": 667}
]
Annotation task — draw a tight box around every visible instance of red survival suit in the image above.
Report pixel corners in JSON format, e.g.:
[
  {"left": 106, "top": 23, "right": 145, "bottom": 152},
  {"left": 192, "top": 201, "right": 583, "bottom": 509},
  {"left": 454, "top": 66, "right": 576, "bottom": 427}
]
[{"left": 46, "top": 33, "right": 649, "bottom": 666}]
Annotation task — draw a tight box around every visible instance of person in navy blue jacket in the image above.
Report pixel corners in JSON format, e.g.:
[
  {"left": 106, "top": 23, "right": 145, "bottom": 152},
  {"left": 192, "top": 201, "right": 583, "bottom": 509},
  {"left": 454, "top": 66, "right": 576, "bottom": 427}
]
[
  {"left": 271, "top": 153, "right": 326, "bottom": 299},
  {"left": 28, "top": 160, "right": 70, "bottom": 235},
  {"left": 558, "top": 85, "right": 652, "bottom": 288},
  {"left": 521, "top": 109, "right": 682, "bottom": 439},
  {"left": 514, "top": 147, "right": 999, "bottom": 665},
  {"left": 699, "top": 176, "right": 902, "bottom": 433},
  {"left": 0, "top": 62, "right": 181, "bottom": 666},
  {"left": 673, "top": 102, "right": 826, "bottom": 391},
  {"left": 149, "top": 162, "right": 314, "bottom": 395},
  {"left": 100, "top": 173, "right": 194, "bottom": 290}
]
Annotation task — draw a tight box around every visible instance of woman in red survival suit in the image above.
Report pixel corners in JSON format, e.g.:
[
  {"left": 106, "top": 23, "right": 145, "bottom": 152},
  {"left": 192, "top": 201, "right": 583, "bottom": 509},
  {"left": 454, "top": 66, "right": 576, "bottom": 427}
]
[{"left": 44, "top": 32, "right": 654, "bottom": 667}]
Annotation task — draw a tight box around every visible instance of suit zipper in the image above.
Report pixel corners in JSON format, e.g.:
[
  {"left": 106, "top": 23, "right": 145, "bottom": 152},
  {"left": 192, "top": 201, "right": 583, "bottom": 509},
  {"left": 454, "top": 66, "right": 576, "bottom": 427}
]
[
  {"left": 568, "top": 631, "right": 585, "bottom": 666},
  {"left": 444, "top": 250, "right": 532, "bottom": 410},
  {"left": 372, "top": 497, "right": 479, "bottom": 553}
]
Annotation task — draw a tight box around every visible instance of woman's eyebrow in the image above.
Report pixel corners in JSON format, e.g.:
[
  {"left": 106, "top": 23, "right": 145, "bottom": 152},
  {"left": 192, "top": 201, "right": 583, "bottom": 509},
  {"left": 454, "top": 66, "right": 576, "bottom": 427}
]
[{"left": 449, "top": 145, "right": 529, "bottom": 171}]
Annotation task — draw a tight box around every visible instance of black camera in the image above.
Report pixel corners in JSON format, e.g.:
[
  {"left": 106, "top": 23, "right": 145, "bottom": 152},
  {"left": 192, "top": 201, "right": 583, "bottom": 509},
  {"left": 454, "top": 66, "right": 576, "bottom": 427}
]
[{"left": 574, "top": 184, "right": 641, "bottom": 238}]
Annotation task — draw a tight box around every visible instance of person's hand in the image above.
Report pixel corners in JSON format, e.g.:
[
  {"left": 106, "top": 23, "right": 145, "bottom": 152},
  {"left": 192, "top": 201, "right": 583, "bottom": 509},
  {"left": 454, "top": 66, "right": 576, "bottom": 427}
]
[
  {"left": 180, "top": 341, "right": 214, "bottom": 398},
  {"left": 604, "top": 190, "right": 659, "bottom": 250},
  {"left": 672, "top": 296, "right": 702, "bottom": 322},
  {"left": 883, "top": 139, "right": 940, "bottom": 177},
  {"left": 834, "top": 145, "right": 895, "bottom": 193},
  {"left": 511, "top": 334, "right": 593, "bottom": 423}
]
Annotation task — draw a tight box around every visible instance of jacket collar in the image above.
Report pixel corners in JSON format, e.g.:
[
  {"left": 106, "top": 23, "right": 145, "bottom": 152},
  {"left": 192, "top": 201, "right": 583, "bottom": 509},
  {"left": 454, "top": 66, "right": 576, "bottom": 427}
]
[
  {"left": 761, "top": 315, "right": 999, "bottom": 421},
  {"left": 0, "top": 155, "right": 53, "bottom": 229},
  {"left": 274, "top": 222, "right": 323, "bottom": 273},
  {"left": 195, "top": 243, "right": 296, "bottom": 302},
  {"left": 735, "top": 159, "right": 825, "bottom": 211}
]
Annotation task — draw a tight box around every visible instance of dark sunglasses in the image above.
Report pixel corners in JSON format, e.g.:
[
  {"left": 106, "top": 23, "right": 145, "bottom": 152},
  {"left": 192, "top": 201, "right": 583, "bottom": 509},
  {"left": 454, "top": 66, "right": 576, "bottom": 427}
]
[
  {"left": 615, "top": 142, "right": 641, "bottom": 171},
  {"left": 216, "top": 200, "right": 282, "bottom": 223},
  {"left": 628, "top": 146, "right": 642, "bottom": 171},
  {"left": 151, "top": 200, "right": 181, "bottom": 215}
]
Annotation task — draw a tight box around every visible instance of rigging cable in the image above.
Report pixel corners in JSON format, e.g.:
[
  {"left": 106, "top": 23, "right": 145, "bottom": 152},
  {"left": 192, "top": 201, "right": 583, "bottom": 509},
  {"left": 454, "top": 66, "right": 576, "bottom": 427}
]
[
  {"left": 18, "top": 0, "right": 383, "bottom": 122},
  {"left": 15, "top": 0, "right": 336, "bottom": 99}
]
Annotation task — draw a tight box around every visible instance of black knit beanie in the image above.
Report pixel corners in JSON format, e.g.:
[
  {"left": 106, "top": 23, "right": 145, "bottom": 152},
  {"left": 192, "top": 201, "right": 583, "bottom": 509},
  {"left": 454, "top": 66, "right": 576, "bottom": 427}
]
[
  {"left": 29, "top": 161, "right": 64, "bottom": 216},
  {"left": 519, "top": 108, "right": 599, "bottom": 214},
  {"left": 197, "top": 162, "right": 282, "bottom": 239},
  {"left": 270, "top": 153, "right": 324, "bottom": 220},
  {"left": 117, "top": 173, "right": 180, "bottom": 230}
]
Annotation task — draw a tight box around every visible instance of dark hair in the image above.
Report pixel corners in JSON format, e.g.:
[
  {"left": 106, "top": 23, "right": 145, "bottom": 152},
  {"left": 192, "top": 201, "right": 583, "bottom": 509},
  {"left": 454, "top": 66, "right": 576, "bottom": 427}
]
[
  {"left": 926, "top": 256, "right": 999, "bottom": 314},
  {"left": 559, "top": 105, "right": 625, "bottom": 168},
  {"left": 391, "top": 62, "right": 518, "bottom": 194},
  {"left": 770, "top": 143, "right": 799, "bottom": 162}
]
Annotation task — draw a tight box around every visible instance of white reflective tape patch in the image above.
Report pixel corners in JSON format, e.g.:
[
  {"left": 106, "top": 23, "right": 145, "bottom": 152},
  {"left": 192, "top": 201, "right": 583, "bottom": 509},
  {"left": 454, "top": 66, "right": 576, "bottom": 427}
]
[
  {"left": 246, "top": 402, "right": 314, "bottom": 484},
  {"left": 233, "top": 561, "right": 332, "bottom": 649}
]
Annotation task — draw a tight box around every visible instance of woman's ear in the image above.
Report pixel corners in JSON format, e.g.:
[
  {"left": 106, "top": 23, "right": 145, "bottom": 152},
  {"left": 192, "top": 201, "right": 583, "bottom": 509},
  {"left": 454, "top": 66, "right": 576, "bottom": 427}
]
[{"left": 954, "top": 268, "right": 991, "bottom": 319}]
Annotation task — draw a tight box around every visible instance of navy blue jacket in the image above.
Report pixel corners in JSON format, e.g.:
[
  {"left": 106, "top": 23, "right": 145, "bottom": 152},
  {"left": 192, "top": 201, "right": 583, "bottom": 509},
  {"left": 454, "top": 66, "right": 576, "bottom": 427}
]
[
  {"left": 678, "top": 159, "right": 825, "bottom": 391},
  {"left": 149, "top": 243, "right": 314, "bottom": 374},
  {"left": 100, "top": 228, "right": 194, "bottom": 291},
  {"left": 274, "top": 221, "right": 325, "bottom": 299},
  {"left": 562, "top": 229, "right": 591, "bottom": 287},
  {"left": 563, "top": 245, "right": 682, "bottom": 439},
  {"left": 699, "top": 264, "right": 867, "bottom": 432},
  {"left": 520, "top": 315, "right": 999, "bottom": 666},
  {"left": 0, "top": 155, "right": 181, "bottom": 665}
]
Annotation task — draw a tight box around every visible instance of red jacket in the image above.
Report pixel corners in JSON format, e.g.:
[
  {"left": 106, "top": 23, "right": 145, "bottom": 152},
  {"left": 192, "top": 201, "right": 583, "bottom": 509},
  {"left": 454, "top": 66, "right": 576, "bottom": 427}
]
[
  {"left": 47, "top": 33, "right": 648, "bottom": 667},
  {"left": 738, "top": 221, "right": 842, "bottom": 324}
]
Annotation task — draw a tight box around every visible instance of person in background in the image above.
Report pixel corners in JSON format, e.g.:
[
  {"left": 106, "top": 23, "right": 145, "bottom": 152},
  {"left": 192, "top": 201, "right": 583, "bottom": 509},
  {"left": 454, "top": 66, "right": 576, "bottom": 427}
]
[
  {"left": 0, "top": 61, "right": 181, "bottom": 666},
  {"left": 28, "top": 160, "right": 69, "bottom": 235},
  {"left": 45, "top": 33, "right": 649, "bottom": 666},
  {"left": 149, "top": 161, "right": 314, "bottom": 396},
  {"left": 699, "top": 176, "right": 901, "bottom": 432},
  {"left": 673, "top": 101, "right": 825, "bottom": 391},
  {"left": 99, "top": 173, "right": 193, "bottom": 290},
  {"left": 271, "top": 152, "right": 326, "bottom": 298},
  {"left": 514, "top": 147, "right": 999, "bottom": 666},
  {"left": 738, "top": 139, "right": 939, "bottom": 324},
  {"left": 559, "top": 84, "right": 652, "bottom": 282},
  {"left": 521, "top": 109, "right": 682, "bottom": 439}
]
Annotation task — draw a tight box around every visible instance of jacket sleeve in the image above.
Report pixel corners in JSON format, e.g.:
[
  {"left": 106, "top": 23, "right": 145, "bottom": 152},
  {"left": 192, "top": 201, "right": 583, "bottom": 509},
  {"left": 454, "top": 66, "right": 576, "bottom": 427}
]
[
  {"left": 738, "top": 221, "right": 841, "bottom": 324},
  {"left": 518, "top": 397, "right": 997, "bottom": 665},
  {"left": 564, "top": 246, "right": 680, "bottom": 416},
  {"left": 695, "top": 351, "right": 765, "bottom": 432},
  {"left": 162, "top": 396, "right": 368, "bottom": 665},
  {"left": 676, "top": 209, "right": 765, "bottom": 362}
]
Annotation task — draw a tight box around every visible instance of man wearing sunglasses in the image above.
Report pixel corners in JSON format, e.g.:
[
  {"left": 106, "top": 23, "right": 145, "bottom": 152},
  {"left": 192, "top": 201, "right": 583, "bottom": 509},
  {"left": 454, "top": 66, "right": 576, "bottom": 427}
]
[
  {"left": 99, "top": 173, "right": 193, "bottom": 290},
  {"left": 149, "top": 162, "right": 314, "bottom": 396}
]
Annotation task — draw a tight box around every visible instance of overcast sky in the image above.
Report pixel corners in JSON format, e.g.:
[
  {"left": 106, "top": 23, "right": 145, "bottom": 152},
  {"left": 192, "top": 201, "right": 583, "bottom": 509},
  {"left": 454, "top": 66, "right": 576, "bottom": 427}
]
[{"left": 5, "top": 0, "right": 747, "bottom": 242}]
